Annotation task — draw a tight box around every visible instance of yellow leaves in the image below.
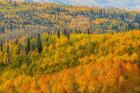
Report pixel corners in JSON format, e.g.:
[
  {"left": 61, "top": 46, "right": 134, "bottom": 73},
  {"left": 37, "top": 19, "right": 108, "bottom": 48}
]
[
  {"left": 39, "top": 13, "right": 50, "bottom": 19},
  {"left": 39, "top": 81, "right": 48, "bottom": 92},
  {"left": 0, "top": 30, "right": 140, "bottom": 93},
  {"left": 129, "top": 53, "right": 139, "bottom": 62},
  {"left": 55, "top": 36, "right": 69, "bottom": 48},
  {"left": 92, "top": 18, "right": 120, "bottom": 25},
  {"left": 29, "top": 80, "right": 41, "bottom": 93},
  {"left": 19, "top": 82, "right": 30, "bottom": 93},
  {"left": 79, "top": 54, "right": 97, "bottom": 64},
  {"left": 0, "top": 59, "right": 139, "bottom": 93},
  {"left": 31, "top": 50, "right": 39, "bottom": 57},
  {"left": 3, "top": 52, "right": 10, "bottom": 65},
  {"left": 12, "top": 45, "right": 20, "bottom": 56},
  {"left": 93, "top": 18, "right": 108, "bottom": 25},
  {"left": 115, "top": 46, "right": 127, "bottom": 56},
  {"left": 0, "top": 80, "right": 14, "bottom": 93}
]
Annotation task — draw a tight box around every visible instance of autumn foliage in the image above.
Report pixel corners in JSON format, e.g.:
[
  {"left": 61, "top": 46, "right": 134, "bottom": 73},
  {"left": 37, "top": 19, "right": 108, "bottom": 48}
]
[
  {"left": 0, "top": 2, "right": 140, "bottom": 93},
  {"left": 0, "top": 30, "right": 139, "bottom": 93}
]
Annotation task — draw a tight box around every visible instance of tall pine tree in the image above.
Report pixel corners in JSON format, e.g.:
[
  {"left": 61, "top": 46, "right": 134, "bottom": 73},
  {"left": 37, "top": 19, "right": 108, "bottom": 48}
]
[
  {"left": 25, "top": 38, "right": 30, "bottom": 54},
  {"left": 36, "top": 34, "right": 42, "bottom": 53}
]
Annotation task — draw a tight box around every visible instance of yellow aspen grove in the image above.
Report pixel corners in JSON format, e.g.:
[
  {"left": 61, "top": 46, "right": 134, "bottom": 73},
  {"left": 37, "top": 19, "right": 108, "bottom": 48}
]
[{"left": 0, "top": 1, "right": 139, "bottom": 93}]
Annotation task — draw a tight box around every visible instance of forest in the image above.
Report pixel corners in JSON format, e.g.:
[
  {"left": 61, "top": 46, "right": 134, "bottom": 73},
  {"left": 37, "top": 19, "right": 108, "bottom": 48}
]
[{"left": 0, "top": 1, "right": 140, "bottom": 93}]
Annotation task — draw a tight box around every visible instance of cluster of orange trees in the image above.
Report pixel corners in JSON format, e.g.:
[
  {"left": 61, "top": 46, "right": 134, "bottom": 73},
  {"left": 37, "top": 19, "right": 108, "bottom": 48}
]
[{"left": 0, "top": 30, "right": 139, "bottom": 93}]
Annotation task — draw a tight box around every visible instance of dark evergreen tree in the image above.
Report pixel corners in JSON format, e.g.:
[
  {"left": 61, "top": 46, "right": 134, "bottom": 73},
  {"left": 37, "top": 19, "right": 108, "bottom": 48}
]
[
  {"left": 5, "top": 43, "right": 10, "bottom": 65},
  {"left": 0, "top": 40, "right": 3, "bottom": 52},
  {"left": 0, "top": 45, "right": 3, "bottom": 52},
  {"left": 25, "top": 38, "right": 30, "bottom": 54},
  {"left": 63, "top": 28, "right": 70, "bottom": 40},
  {"left": 87, "top": 28, "right": 91, "bottom": 34},
  {"left": 6, "top": 44, "right": 9, "bottom": 54},
  {"left": 57, "top": 30, "right": 61, "bottom": 38},
  {"left": 67, "top": 32, "right": 70, "bottom": 41},
  {"left": 127, "top": 44, "right": 134, "bottom": 55},
  {"left": 36, "top": 34, "right": 42, "bottom": 53},
  {"left": 17, "top": 44, "right": 22, "bottom": 54}
]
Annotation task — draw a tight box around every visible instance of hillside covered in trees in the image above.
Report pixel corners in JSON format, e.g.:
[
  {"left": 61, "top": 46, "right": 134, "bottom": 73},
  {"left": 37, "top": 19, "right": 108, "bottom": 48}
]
[
  {"left": 0, "top": 2, "right": 140, "bottom": 41},
  {"left": 0, "top": 30, "right": 140, "bottom": 93},
  {"left": 0, "top": 1, "right": 140, "bottom": 93}
]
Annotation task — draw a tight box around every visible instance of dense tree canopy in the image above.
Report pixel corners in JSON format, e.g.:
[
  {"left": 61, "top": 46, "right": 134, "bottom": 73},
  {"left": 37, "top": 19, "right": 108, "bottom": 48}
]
[{"left": 0, "top": 2, "right": 140, "bottom": 93}]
